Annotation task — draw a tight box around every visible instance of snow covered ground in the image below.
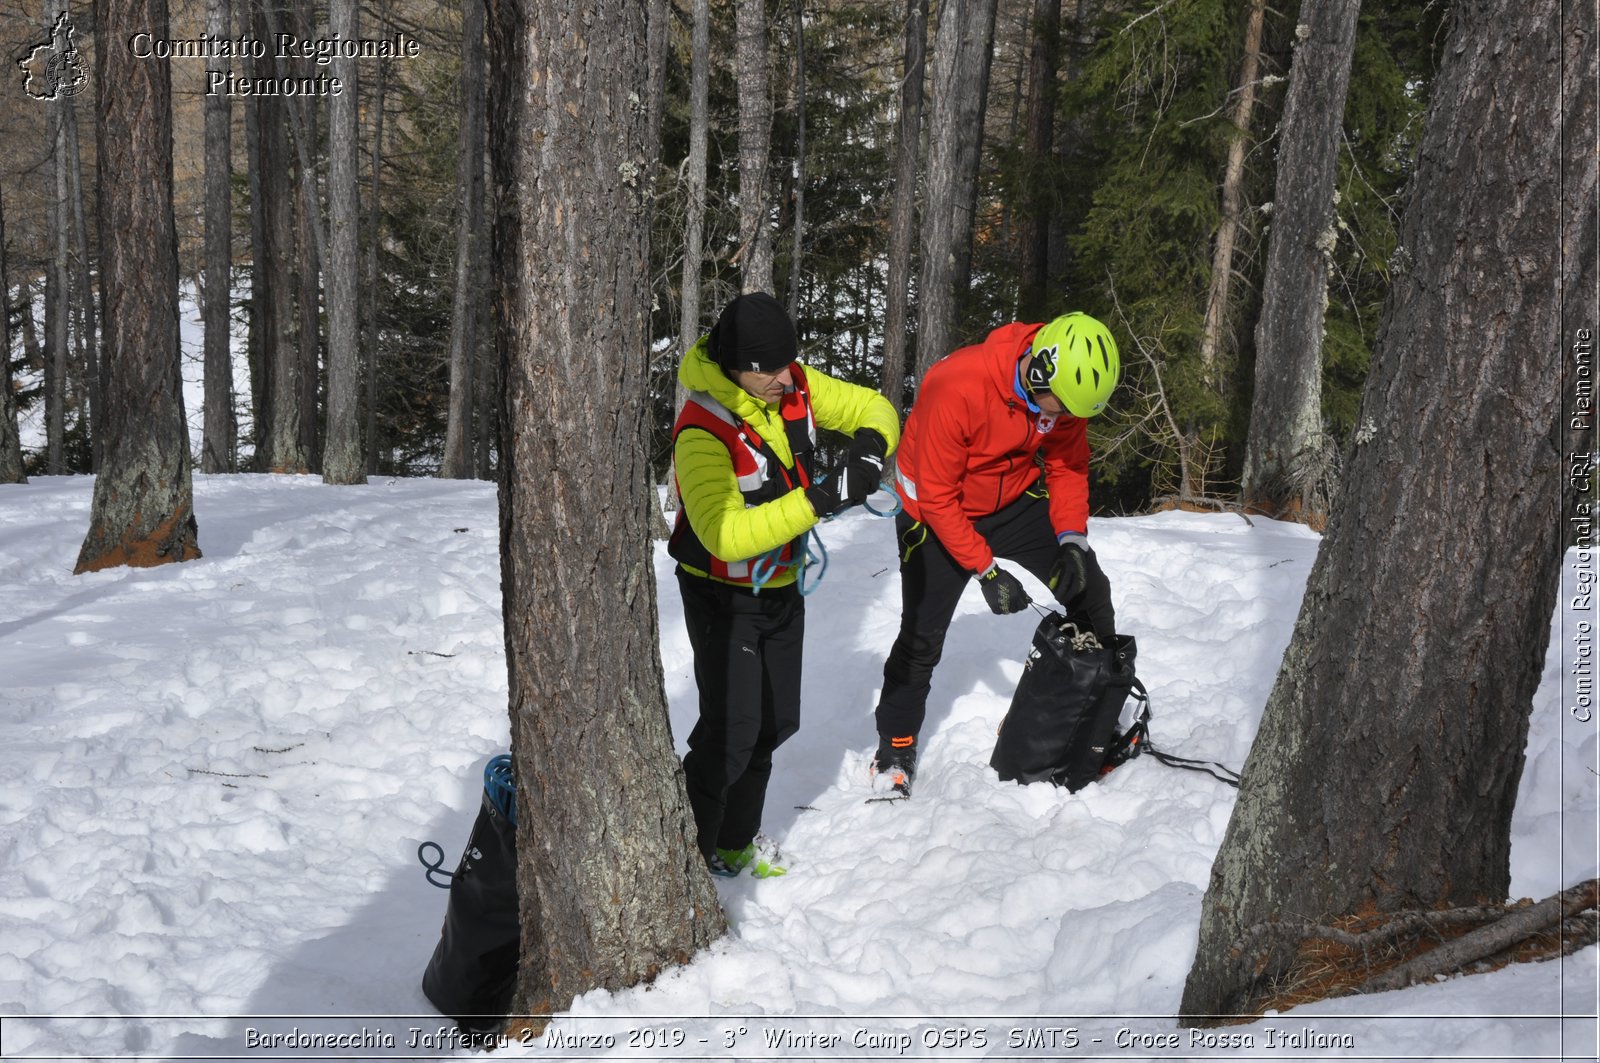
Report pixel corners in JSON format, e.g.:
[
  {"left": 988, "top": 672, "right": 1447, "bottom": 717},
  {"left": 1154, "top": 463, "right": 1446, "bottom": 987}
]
[{"left": 0, "top": 475, "right": 1594, "bottom": 1062}]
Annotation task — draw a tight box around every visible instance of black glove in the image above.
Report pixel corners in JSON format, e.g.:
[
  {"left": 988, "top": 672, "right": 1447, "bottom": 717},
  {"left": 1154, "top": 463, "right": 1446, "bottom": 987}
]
[
  {"left": 978, "top": 564, "right": 1032, "bottom": 615},
  {"left": 805, "top": 474, "right": 847, "bottom": 519},
  {"left": 843, "top": 430, "right": 888, "bottom": 505},
  {"left": 1049, "top": 540, "right": 1115, "bottom": 637},
  {"left": 1047, "top": 539, "right": 1092, "bottom": 601}
]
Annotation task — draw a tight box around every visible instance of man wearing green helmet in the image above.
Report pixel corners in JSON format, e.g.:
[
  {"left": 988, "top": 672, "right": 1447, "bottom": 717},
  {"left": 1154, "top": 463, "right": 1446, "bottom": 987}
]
[{"left": 869, "top": 312, "right": 1121, "bottom": 798}]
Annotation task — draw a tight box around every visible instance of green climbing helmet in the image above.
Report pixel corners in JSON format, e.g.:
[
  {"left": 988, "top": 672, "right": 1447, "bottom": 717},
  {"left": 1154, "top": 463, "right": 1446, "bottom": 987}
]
[{"left": 1029, "top": 312, "right": 1121, "bottom": 418}]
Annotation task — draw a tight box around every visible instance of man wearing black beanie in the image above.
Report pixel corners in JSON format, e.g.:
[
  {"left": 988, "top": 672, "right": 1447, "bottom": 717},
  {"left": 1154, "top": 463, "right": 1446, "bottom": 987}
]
[{"left": 667, "top": 293, "right": 900, "bottom": 878}]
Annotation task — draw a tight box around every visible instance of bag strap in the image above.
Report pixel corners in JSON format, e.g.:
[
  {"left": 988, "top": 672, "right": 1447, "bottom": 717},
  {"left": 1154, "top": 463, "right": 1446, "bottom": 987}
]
[
  {"left": 1144, "top": 747, "right": 1242, "bottom": 787},
  {"left": 1105, "top": 678, "right": 1243, "bottom": 788}
]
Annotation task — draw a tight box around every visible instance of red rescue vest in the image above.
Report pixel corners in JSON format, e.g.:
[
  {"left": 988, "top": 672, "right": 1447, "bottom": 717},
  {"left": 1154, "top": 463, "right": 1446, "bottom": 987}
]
[{"left": 669, "top": 366, "right": 817, "bottom": 586}]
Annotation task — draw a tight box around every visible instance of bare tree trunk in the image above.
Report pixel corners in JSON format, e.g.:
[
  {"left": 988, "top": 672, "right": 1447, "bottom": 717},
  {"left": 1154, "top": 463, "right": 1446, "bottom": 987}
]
[
  {"left": 679, "top": 0, "right": 711, "bottom": 354},
  {"left": 1016, "top": 0, "right": 1060, "bottom": 322},
  {"left": 202, "top": 0, "right": 236, "bottom": 474},
  {"left": 441, "top": 0, "right": 487, "bottom": 480},
  {"left": 62, "top": 90, "right": 99, "bottom": 471},
  {"left": 881, "top": 0, "right": 927, "bottom": 413},
  {"left": 1240, "top": 0, "right": 1361, "bottom": 526},
  {"left": 735, "top": 0, "right": 775, "bottom": 293},
  {"left": 244, "top": 0, "right": 268, "bottom": 465},
  {"left": 0, "top": 188, "right": 25, "bottom": 484},
  {"left": 365, "top": 11, "right": 388, "bottom": 477},
  {"left": 1199, "top": 0, "right": 1265, "bottom": 380},
  {"left": 489, "top": 0, "right": 724, "bottom": 1020},
  {"left": 46, "top": 11, "right": 69, "bottom": 476},
  {"left": 293, "top": 92, "right": 321, "bottom": 471},
  {"left": 77, "top": 0, "right": 200, "bottom": 573},
  {"left": 255, "top": 0, "right": 302, "bottom": 472},
  {"left": 1181, "top": 0, "right": 1592, "bottom": 1022},
  {"left": 323, "top": 0, "right": 365, "bottom": 484},
  {"left": 786, "top": 0, "right": 807, "bottom": 320},
  {"left": 915, "top": 0, "right": 997, "bottom": 376}
]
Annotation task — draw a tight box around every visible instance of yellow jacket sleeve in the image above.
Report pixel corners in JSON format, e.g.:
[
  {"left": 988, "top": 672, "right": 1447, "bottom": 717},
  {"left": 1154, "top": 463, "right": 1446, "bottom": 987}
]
[
  {"left": 804, "top": 369, "right": 901, "bottom": 454},
  {"left": 674, "top": 426, "right": 819, "bottom": 568}
]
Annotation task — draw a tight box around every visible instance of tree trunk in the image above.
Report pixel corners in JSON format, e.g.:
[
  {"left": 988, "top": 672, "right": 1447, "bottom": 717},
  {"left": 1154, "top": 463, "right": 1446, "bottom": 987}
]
[
  {"left": 77, "top": 0, "right": 200, "bottom": 573},
  {"left": 441, "top": 0, "right": 488, "bottom": 480},
  {"left": 786, "top": 0, "right": 807, "bottom": 320},
  {"left": 735, "top": 0, "right": 775, "bottom": 293},
  {"left": 1239, "top": 0, "right": 1361, "bottom": 526},
  {"left": 323, "top": 0, "right": 365, "bottom": 485},
  {"left": 292, "top": 81, "right": 321, "bottom": 471},
  {"left": 881, "top": 0, "right": 927, "bottom": 414},
  {"left": 679, "top": 0, "right": 711, "bottom": 355},
  {"left": 489, "top": 0, "right": 725, "bottom": 1020},
  {"left": 244, "top": 0, "right": 268, "bottom": 465},
  {"left": 365, "top": 10, "right": 388, "bottom": 477},
  {"left": 1198, "top": 0, "right": 1265, "bottom": 380},
  {"left": 1180, "top": 0, "right": 1592, "bottom": 1022},
  {"left": 62, "top": 89, "right": 99, "bottom": 472},
  {"left": 0, "top": 188, "right": 25, "bottom": 484},
  {"left": 915, "top": 0, "right": 997, "bottom": 376},
  {"left": 202, "top": 0, "right": 236, "bottom": 474},
  {"left": 1016, "top": 0, "right": 1060, "bottom": 322},
  {"left": 46, "top": 12, "right": 69, "bottom": 476},
  {"left": 254, "top": 0, "right": 301, "bottom": 473}
]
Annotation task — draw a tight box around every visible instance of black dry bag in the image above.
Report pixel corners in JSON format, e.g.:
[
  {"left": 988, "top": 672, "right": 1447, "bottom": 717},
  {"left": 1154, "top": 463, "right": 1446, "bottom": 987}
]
[
  {"left": 990, "top": 612, "right": 1148, "bottom": 791},
  {"left": 421, "top": 755, "right": 520, "bottom": 1034}
]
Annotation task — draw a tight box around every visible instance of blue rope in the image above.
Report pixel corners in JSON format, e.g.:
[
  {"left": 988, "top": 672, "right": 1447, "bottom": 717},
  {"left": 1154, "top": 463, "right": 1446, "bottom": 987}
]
[
  {"left": 861, "top": 489, "right": 902, "bottom": 519},
  {"left": 797, "top": 529, "right": 827, "bottom": 596}
]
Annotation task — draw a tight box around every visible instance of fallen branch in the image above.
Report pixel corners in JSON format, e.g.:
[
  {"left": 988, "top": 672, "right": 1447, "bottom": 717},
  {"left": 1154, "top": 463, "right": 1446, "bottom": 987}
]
[{"left": 1356, "top": 879, "right": 1598, "bottom": 994}]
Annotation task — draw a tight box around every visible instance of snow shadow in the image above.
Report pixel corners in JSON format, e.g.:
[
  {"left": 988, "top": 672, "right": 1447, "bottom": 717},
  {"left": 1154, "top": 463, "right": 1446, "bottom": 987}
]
[{"left": 166, "top": 790, "right": 481, "bottom": 1062}]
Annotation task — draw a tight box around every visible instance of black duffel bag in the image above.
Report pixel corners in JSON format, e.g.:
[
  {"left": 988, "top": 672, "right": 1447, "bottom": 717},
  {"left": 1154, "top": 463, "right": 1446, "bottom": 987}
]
[
  {"left": 421, "top": 755, "right": 520, "bottom": 1034},
  {"left": 990, "top": 612, "right": 1148, "bottom": 791}
]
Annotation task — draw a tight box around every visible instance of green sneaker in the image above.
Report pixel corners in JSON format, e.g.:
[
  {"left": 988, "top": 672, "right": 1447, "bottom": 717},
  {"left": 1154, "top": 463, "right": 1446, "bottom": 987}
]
[{"left": 712, "top": 834, "right": 787, "bottom": 878}]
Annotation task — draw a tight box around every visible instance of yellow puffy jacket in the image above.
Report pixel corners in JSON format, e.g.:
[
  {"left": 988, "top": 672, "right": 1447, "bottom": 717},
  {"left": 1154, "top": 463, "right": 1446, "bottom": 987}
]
[{"left": 671, "top": 336, "right": 899, "bottom": 588}]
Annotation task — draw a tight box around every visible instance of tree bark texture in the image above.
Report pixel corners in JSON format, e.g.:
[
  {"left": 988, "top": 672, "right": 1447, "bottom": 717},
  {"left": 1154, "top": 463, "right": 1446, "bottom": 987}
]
[
  {"left": 1181, "top": 0, "right": 1592, "bottom": 1022},
  {"left": 915, "top": 0, "right": 997, "bottom": 377},
  {"left": 323, "top": 0, "right": 366, "bottom": 484},
  {"left": 0, "top": 188, "right": 25, "bottom": 484},
  {"left": 679, "top": 0, "right": 711, "bottom": 353},
  {"left": 735, "top": 0, "right": 775, "bottom": 293},
  {"left": 62, "top": 89, "right": 100, "bottom": 471},
  {"left": 254, "top": 0, "right": 303, "bottom": 473},
  {"left": 786, "top": 0, "right": 807, "bottom": 320},
  {"left": 881, "top": 0, "right": 927, "bottom": 413},
  {"left": 77, "top": 0, "right": 200, "bottom": 573},
  {"left": 1198, "top": 0, "right": 1265, "bottom": 380},
  {"left": 46, "top": 3, "right": 69, "bottom": 477},
  {"left": 203, "top": 0, "right": 237, "bottom": 474},
  {"left": 365, "top": 16, "right": 388, "bottom": 476},
  {"left": 441, "top": 0, "right": 488, "bottom": 480},
  {"left": 1240, "top": 0, "right": 1361, "bottom": 525},
  {"left": 489, "top": 0, "right": 725, "bottom": 1018},
  {"left": 1016, "top": 0, "right": 1060, "bottom": 323}
]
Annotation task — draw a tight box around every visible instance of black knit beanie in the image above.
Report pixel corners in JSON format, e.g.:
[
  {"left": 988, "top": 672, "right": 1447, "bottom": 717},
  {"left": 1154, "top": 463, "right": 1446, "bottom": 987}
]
[{"left": 710, "top": 292, "right": 797, "bottom": 373}]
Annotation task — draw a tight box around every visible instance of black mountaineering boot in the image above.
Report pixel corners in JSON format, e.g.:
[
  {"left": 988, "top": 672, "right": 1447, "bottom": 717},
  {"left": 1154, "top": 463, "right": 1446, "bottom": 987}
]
[{"left": 871, "top": 735, "right": 918, "bottom": 798}]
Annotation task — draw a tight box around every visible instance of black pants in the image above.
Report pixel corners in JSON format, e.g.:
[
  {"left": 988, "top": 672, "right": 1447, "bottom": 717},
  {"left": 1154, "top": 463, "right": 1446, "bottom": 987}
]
[
  {"left": 875, "top": 490, "right": 1074, "bottom": 740},
  {"left": 677, "top": 568, "right": 804, "bottom": 859}
]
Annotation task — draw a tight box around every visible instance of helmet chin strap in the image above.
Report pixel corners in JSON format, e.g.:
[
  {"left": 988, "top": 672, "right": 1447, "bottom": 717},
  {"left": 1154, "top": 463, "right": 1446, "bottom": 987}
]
[
  {"left": 1013, "top": 356, "right": 1059, "bottom": 432},
  {"left": 1013, "top": 357, "right": 1042, "bottom": 414}
]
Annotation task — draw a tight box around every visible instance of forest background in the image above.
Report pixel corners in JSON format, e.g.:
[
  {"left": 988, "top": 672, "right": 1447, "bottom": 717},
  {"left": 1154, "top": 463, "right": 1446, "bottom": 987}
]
[{"left": 0, "top": 0, "right": 1450, "bottom": 517}]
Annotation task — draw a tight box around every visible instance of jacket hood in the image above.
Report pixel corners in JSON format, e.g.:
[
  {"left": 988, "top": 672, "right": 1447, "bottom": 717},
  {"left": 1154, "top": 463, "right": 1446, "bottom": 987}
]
[{"left": 975, "top": 322, "right": 1045, "bottom": 400}]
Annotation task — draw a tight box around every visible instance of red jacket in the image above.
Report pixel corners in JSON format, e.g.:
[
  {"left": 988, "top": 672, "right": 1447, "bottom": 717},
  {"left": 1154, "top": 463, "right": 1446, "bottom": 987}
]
[{"left": 894, "top": 322, "right": 1090, "bottom": 574}]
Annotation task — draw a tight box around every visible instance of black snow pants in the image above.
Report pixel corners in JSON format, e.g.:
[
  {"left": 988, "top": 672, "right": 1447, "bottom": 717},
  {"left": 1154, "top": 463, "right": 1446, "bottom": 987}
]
[
  {"left": 677, "top": 568, "right": 804, "bottom": 859},
  {"left": 874, "top": 489, "right": 1090, "bottom": 742}
]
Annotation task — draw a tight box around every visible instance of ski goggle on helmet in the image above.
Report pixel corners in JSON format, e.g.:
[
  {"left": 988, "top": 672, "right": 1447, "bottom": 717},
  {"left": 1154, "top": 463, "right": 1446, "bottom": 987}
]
[{"left": 1026, "top": 312, "right": 1121, "bottom": 418}]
